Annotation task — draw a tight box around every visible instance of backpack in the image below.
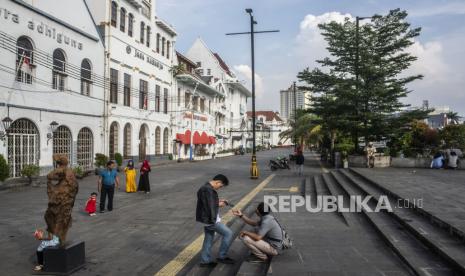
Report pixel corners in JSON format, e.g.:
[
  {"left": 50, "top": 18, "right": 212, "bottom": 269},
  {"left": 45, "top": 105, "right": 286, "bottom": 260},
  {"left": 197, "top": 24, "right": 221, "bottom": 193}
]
[{"left": 274, "top": 216, "right": 293, "bottom": 249}]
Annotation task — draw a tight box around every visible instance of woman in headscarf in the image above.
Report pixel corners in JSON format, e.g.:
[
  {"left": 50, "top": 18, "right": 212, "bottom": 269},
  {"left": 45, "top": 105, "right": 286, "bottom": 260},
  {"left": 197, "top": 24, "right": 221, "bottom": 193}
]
[
  {"left": 138, "top": 160, "right": 151, "bottom": 194},
  {"left": 124, "top": 160, "right": 137, "bottom": 193}
]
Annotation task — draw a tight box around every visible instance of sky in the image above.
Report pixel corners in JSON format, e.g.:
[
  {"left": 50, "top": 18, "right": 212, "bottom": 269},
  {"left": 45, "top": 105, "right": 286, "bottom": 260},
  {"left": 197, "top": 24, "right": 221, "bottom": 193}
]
[{"left": 158, "top": 0, "right": 465, "bottom": 115}]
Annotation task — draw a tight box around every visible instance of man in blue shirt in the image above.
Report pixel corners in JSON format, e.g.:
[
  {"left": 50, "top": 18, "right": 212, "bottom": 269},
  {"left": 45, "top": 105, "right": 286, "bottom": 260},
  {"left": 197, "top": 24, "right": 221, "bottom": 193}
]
[{"left": 98, "top": 161, "right": 119, "bottom": 213}]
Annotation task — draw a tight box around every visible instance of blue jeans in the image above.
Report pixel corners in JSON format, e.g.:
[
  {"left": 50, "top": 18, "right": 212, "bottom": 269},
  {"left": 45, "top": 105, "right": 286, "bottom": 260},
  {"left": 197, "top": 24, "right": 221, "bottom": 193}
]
[{"left": 200, "top": 222, "right": 233, "bottom": 263}]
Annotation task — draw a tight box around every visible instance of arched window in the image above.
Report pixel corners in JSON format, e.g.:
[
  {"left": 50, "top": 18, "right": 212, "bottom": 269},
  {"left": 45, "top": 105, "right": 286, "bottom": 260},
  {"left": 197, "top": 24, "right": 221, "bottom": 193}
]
[
  {"left": 155, "top": 126, "right": 161, "bottom": 155},
  {"left": 77, "top": 127, "right": 93, "bottom": 170},
  {"left": 128, "top": 13, "right": 134, "bottom": 37},
  {"left": 163, "top": 128, "right": 169, "bottom": 154},
  {"left": 16, "top": 36, "right": 34, "bottom": 84},
  {"left": 161, "top": 37, "right": 165, "bottom": 56},
  {"left": 120, "top": 8, "right": 126, "bottom": 32},
  {"left": 81, "top": 59, "right": 92, "bottom": 96},
  {"left": 139, "top": 124, "right": 148, "bottom": 161},
  {"left": 109, "top": 122, "right": 119, "bottom": 159},
  {"left": 146, "top": 26, "right": 151, "bottom": 47},
  {"left": 53, "top": 125, "right": 72, "bottom": 163},
  {"left": 166, "top": 41, "right": 170, "bottom": 59},
  {"left": 156, "top": 33, "right": 160, "bottom": 53},
  {"left": 123, "top": 123, "right": 132, "bottom": 159},
  {"left": 7, "top": 118, "right": 39, "bottom": 177},
  {"left": 140, "top": 22, "right": 145, "bottom": 44},
  {"left": 52, "top": 49, "right": 66, "bottom": 91},
  {"left": 111, "top": 1, "right": 118, "bottom": 27}
]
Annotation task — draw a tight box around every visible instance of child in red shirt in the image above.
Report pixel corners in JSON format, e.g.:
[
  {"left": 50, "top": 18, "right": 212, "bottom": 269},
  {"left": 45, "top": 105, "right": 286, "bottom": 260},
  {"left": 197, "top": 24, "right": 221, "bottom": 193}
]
[{"left": 85, "top": 192, "right": 97, "bottom": 216}]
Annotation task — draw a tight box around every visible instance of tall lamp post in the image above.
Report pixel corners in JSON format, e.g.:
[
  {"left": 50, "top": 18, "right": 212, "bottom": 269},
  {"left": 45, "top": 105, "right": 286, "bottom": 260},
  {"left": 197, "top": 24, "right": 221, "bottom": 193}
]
[
  {"left": 226, "top": 9, "right": 279, "bottom": 179},
  {"left": 355, "top": 16, "right": 372, "bottom": 150},
  {"left": 293, "top": 81, "right": 297, "bottom": 151}
]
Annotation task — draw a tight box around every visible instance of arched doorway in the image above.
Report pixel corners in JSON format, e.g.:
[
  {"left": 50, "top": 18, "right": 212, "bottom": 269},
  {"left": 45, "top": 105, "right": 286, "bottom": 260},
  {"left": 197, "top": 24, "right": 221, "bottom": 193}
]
[
  {"left": 155, "top": 126, "right": 161, "bottom": 155},
  {"left": 163, "top": 128, "right": 169, "bottom": 154},
  {"left": 77, "top": 127, "right": 93, "bottom": 170},
  {"left": 139, "top": 124, "right": 148, "bottom": 161},
  {"left": 53, "top": 125, "right": 72, "bottom": 163},
  {"left": 7, "top": 118, "right": 40, "bottom": 177},
  {"left": 123, "top": 123, "right": 132, "bottom": 159},
  {"left": 109, "top": 122, "right": 119, "bottom": 159}
]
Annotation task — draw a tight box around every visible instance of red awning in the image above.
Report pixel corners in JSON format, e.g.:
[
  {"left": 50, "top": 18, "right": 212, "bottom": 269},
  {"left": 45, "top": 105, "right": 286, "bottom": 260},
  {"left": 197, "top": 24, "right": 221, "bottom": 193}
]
[
  {"left": 176, "top": 133, "right": 184, "bottom": 142},
  {"left": 200, "top": 132, "right": 210, "bottom": 144},
  {"left": 193, "top": 131, "right": 201, "bottom": 145},
  {"left": 183, "top": 130, "right": 191, "bottom": 144},
  {"left": 209, "top": 136, "right": 216, "bottom": 144}
]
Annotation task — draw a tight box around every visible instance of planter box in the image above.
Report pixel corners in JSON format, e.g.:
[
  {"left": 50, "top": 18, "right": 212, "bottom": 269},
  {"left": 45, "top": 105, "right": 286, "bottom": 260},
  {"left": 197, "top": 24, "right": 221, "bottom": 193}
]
[
  {"left": 348, "top": 155, "right": 391, "bottom": 168},
  {"left": 391, "top": 157, "right": 431, "bottom": 168}
]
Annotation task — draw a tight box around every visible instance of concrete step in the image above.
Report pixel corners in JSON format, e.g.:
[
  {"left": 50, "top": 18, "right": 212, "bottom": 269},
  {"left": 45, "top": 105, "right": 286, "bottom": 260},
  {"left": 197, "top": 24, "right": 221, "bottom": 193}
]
[
  {"left": 184, "top": 204, "right": 258, "bottom": 276},
  {"left": 321, "top": 172, "right": 360, "bottom": 228},
  {"left": 349, "top": 168, "right": 465, "bottom": 240},
  {"left": 303, "top": 177, "right": 317, "bottom": 208},
  {"left": 314, "top": 175, "right": 330, "bottom": 196},
  {"left": 340, "top": 169, "right": 465, "bottom": 275},
  {"left": 331, "top": 170, "right": 454, "bottom": 276}
]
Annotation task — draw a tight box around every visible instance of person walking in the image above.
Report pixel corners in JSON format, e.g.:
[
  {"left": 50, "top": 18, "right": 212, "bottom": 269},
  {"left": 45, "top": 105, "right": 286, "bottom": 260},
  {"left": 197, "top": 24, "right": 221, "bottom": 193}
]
[
  {"left": 138, "top": 160, "right": 151, "bottom": 194},
  {"left": 196, "top": 174, "right": 234, "bottom": 267},
  {"left": 295, "top": 150, "right": 305, "bottom": 176},
  {"left": 98, "top": 161, "right": 119, "bottom": 213},
  {"left": 124, "top": 160, "right": 137, "bottom": 193}
]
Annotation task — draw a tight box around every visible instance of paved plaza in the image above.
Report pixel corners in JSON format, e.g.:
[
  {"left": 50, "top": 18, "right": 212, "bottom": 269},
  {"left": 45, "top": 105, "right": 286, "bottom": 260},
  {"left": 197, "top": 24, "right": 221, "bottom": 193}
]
[{"left": 2, "top": 149, "right": 465, "bottom": 275}]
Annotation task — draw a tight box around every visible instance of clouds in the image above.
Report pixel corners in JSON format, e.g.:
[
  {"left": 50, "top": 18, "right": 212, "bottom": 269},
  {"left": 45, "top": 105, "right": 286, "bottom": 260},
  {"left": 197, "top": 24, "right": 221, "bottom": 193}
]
[
  {"left": 233, "top": 64, "right": 265, "bottom": 98},
  {"left": 410, "top": 1, "right": 465, "bottom": 17},
  {"left": 295, "top": 12, "right": 353, "bottom": 67},
  {"left": 293, "top": 11, "right": 465, "bottom": 114}
]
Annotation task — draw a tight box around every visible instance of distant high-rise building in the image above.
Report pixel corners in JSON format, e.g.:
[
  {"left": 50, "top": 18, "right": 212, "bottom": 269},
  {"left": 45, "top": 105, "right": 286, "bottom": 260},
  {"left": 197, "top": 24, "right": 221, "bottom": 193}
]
[{"left": 279, "top": 85, "right": 311, "bottom": 121}]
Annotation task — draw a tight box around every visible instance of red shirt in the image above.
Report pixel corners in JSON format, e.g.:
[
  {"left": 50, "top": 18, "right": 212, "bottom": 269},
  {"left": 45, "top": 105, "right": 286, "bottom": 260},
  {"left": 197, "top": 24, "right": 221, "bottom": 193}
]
[{"left": 85, "top": 198, "right": 96, "bottom": 213}]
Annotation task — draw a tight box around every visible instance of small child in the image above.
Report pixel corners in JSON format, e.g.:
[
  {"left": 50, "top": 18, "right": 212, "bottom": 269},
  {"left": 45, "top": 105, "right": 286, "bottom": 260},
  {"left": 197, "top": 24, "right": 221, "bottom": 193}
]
[
  {"left": 33, "top": 229, "right": 60, "bottom": 271},
  {"left": 85, "top": 192, "right": 97, "bottom": 216}
]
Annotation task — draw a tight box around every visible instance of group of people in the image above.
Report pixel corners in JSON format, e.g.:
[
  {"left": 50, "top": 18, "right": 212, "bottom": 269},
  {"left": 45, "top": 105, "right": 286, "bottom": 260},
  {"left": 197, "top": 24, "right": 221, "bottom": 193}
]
[
  {"left": 431, "top": 151, "right": 460, "bottom": 169},
  {"left": 85, "top": 159, "right": 153, "bottom": 215},
  {"left": 196, "top": 174, "right": 285, "bottom": 267}
]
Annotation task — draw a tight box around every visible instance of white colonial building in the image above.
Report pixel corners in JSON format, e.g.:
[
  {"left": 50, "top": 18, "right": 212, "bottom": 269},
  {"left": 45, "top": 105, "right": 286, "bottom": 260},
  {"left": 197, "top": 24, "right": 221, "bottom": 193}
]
[
  {"left": 246, "top": 111, "right": 288, "bottom": 148},
  {"left": 173, "top": 52, "right": 223, "bottom": 160},
  {"left": 0, "top": 0, "right": 105, "bottom": 177},
  {"left": 86, "top": 0, "right": 177, "bottom": 162},
  {"left": 185, "top": 38, "right": 251, "bottom": 151}
]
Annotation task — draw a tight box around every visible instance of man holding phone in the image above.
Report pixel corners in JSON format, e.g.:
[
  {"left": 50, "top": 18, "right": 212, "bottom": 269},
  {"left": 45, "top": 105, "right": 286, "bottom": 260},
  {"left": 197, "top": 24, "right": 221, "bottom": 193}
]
[{"left": 196, "top": 174, "right": 235, "bottom": 267}]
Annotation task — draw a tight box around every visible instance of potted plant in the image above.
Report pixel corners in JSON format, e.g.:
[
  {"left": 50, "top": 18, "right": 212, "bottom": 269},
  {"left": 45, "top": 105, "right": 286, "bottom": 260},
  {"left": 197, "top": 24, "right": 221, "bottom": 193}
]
[
  {"left": 21, "top": 164, "right": 40, "bottom": 185},
  {"left": 73, "top": 166, "right": 84, "bottom": 179},
  {"left": 114, "top": 152, "right": 123, "bottom": 172},
  {"left": 94, "top": 153, "right": 109, "bottom": 175},
  {"left": 0, "top": 155, "right": 9, "bottom": 183}
]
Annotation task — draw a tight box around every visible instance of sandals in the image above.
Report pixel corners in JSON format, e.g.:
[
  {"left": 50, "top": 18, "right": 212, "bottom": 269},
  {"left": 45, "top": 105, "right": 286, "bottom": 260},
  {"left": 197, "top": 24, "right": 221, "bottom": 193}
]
[{"left": 33, "top": 265, "right": 43, "bottom": 271}]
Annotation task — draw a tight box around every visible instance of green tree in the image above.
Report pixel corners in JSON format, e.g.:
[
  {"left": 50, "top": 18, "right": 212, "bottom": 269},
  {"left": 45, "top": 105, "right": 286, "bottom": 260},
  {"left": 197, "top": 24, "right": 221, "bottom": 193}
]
[
  {"left": 299, "top": 9, "right": 423, "bottom": 152},
  {"left": 279, "top": 110, "right": 319, "bottom": 146},
  {"left": 440, "top": 125, "right": 465, "bottom": 150},
  {"left": 0, "top": 155, "right": 9, "bottom": 182}
]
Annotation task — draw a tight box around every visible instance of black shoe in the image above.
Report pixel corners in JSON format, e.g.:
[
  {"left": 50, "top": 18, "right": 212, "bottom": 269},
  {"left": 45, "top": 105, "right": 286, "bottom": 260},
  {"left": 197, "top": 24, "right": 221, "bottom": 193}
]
[
  {"left": 99, "top": 210, "right": 105, "bottom": 213},
  {"left": 246, "top": 256, "right": 267, "bottom": 263},
  {"left": 217, "top": 257, "right": 235, "bottom": 264},
  {"left": 199, "top": 262, "right": 217, "bottom": 268}
]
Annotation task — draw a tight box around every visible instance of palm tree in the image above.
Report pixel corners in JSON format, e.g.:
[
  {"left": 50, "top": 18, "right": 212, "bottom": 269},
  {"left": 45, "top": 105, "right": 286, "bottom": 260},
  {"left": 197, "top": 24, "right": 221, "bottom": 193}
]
[
  {"left": 446, "top": 112, "right": 461, "bottom": 125},
  {"left": 279, "top": 111, "right": 319, "bottom": 147}
]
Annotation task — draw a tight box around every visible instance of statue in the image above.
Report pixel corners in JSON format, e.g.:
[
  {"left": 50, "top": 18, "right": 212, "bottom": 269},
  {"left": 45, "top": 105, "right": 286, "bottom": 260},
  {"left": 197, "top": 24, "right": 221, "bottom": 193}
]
[{"left": 44, "top": 154, "right": 79, "bottom": 245}]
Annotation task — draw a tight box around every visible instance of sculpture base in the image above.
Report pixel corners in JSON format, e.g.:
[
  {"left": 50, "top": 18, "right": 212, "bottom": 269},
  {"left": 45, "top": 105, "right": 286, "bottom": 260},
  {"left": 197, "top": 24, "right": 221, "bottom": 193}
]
[{"left": 42, "top": 241, "right": 85, "bottom": 275}]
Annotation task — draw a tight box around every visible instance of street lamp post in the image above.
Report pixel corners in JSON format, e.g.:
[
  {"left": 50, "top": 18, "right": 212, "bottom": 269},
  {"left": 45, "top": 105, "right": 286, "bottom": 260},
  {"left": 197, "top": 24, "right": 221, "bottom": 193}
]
[
  {"left": 226, "top": 9, "right": 279, "bottom": 179},
  {"left": 293, "top": 81, "right": 297, "bottom": 151}
]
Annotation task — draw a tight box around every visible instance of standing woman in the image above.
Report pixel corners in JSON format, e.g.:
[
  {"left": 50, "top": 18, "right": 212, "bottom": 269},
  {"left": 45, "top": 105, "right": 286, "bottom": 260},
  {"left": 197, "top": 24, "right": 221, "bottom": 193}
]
[
  {"left": 138, "top": 160, "right": 151, "bottom": 194},
  {"left": 124, "top": 160, "right": 137, "bottom": 193}
]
